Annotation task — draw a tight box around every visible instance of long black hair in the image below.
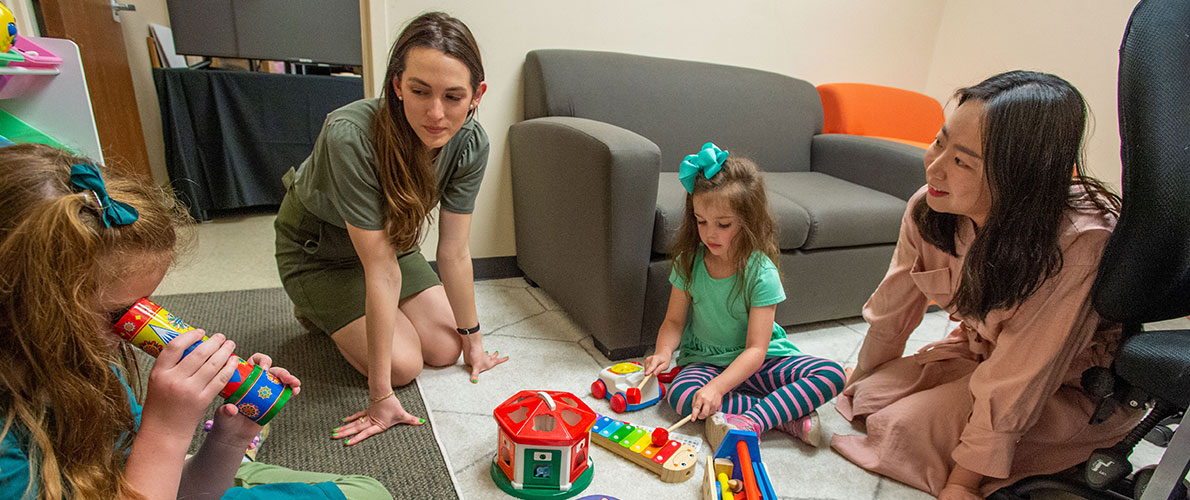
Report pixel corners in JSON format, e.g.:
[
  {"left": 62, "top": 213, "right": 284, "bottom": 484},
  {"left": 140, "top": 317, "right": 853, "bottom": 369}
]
[{"left": 914, "top": 70, "right": 1121, "bottom": 321}]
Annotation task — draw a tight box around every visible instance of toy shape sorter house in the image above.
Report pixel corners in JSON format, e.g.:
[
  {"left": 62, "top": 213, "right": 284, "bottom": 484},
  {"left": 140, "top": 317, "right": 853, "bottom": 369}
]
[{"left": 491, "top": 390, "right": 597, "bottom": 499}]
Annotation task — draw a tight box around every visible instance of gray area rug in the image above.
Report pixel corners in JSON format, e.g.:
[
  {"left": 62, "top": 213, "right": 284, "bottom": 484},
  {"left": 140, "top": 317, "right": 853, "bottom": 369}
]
[{"left": 144, "top": 287, "right": 457, "bottom": 499}]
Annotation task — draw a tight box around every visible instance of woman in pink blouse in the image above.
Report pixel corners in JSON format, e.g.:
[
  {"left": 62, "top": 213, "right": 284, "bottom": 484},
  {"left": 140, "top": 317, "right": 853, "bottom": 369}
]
[{"left": 832, "top": 71, "right": 1142, "bottom": 499}]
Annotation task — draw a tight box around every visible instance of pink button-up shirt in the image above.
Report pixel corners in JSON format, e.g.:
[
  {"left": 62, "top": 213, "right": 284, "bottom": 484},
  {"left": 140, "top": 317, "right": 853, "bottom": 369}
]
[{"left": 860, "top": 186, "right": 1122, "bottom": 477}]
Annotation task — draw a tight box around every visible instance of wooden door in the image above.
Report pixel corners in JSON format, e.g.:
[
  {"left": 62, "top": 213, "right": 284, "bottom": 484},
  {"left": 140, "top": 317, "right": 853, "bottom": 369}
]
[{"left": 38, "top": 0, "right": 151, "bottom": 178}]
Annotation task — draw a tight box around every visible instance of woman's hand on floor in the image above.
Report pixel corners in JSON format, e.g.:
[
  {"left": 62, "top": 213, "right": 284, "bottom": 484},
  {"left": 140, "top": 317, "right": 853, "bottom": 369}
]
[
  {"left": 842, "top": 365, "right": 864, "bottom": 396},
  {"left": 462, "top": 337, "right": 508, "bottom": 383},
  {"left": 333, "top": 395, "right": 424, "bottom": 446},
  {"left": 937, "top": 483, "right": 981, "bottom": 500}
]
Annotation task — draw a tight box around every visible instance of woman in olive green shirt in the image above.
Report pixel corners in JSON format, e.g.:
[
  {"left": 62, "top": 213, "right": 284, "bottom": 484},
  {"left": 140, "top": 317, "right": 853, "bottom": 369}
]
[{"left": 274, "top": 12, "right": 506, "bottom": 445}]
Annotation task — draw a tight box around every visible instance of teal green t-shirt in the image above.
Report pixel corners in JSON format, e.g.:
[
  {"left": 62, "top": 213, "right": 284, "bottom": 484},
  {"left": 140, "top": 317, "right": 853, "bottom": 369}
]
[
  {"left": 670, "top": 249, "right": 800, "bottom": 367},
  {"left": 0, "top": 370, "right": 142, "bottom": 500}
]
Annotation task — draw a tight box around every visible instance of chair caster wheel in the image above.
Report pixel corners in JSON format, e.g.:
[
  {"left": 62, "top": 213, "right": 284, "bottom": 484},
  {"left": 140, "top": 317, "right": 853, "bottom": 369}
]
[{"left": 1143, "top": 424, "right": 1175, "bottom": 447}]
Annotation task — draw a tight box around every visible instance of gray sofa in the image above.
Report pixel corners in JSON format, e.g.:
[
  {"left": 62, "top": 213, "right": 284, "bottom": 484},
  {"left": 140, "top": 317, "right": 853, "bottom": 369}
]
[{"left": 509, "top": 49, "right": 927, "bottom": 359}]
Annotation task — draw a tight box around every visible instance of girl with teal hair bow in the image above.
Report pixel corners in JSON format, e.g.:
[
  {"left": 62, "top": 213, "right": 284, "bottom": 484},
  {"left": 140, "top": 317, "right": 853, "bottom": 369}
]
[
  {"left": 0, "top": 143, "right": 391, "bottom": 500},
  {"left": 642, "top": 142, "right": 846, "bottom": 451}
]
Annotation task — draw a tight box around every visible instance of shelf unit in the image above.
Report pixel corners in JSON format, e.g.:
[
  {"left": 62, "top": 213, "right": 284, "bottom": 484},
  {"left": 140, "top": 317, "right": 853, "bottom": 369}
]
[{"left": 0, "top": 37, "right": 102, "bottom": 162}]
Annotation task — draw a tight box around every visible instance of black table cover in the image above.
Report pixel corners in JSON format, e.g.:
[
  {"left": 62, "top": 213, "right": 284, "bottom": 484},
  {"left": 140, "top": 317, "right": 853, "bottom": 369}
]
[{"left": 154, "top": 68, "right": 364, "bottom": 220}]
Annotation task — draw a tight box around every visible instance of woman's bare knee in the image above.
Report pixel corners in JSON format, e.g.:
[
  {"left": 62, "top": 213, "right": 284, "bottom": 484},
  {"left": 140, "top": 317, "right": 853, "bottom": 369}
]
[
  {"left": 423, "top": 334, "right": 462, "bottom": 367},
  {"left": 390, "top": 360, "right": 423, "bottom": 387}
]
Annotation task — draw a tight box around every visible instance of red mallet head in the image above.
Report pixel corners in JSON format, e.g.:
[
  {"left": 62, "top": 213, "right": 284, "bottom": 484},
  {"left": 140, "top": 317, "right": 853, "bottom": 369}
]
[
  {"left": 651, "top": 427, "right": 669, "bottom": 446},
  {"left": 651, "top": 413, "right": 694, "bottom": 446},
  {"left": 627, "top": 373, "right": 652, "bottom": 404}
]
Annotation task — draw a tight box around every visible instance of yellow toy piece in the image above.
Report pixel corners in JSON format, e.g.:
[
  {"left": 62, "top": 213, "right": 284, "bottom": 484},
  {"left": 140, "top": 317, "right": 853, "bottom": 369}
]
[
  {"left": 609, "top": 362, "right": 642, "bottom": 374},
  {"left": 0, "top": 2, "right": 16, "bottom": 53}
]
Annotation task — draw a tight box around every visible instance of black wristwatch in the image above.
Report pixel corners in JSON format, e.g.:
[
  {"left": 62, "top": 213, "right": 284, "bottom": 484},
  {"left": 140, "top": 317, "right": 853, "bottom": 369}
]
[{"left": 456, "top": 323, "right": 481, "bottom": 335}]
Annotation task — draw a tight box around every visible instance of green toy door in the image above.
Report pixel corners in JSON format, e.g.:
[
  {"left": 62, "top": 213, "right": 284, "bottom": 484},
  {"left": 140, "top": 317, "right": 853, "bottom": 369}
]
[{"left": 522, "top": 449, "right": 561, "bottom": 489}]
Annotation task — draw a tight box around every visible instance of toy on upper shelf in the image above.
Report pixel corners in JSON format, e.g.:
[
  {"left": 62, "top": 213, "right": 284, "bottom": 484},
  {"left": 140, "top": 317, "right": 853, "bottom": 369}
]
[
  {"left": 0, "top": 2, "right": 62, "bottom": 71},
  {"left": 0, "top": 2, "right": 16, "bottom": 53}
]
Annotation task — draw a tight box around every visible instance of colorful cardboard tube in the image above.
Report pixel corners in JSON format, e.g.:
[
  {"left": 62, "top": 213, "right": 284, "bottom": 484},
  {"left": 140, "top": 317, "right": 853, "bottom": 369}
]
[{"left": 112, "top": 298, "right": 292, "bottom": 424}]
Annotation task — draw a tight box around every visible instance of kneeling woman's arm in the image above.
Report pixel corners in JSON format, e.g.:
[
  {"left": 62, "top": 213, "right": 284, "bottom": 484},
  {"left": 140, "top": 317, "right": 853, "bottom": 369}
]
[{"left": 438, "top": 210, "right": 507, "bottom": 381}]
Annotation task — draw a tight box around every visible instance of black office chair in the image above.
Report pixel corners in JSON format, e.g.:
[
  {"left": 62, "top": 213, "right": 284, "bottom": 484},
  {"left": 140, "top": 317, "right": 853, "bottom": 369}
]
[{"left": 991, "top": 0, "right": 1190, "bottom": 498}]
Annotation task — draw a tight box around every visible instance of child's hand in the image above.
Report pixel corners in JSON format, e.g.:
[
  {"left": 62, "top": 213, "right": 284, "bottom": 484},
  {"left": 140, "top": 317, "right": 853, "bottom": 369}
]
[
  {"left": 203, "top": 354, "right": 298, "bottom": 448},
  {"left": 689, "top": 385, "right": 724, "bottom": 420},
  {"left": 642, "top": 353, "right": 670, "bottom": 376},
  {"left": 245, "top": 353, "right": 302, "bottom": 396},
  {"left": 141, "top": 329, "right": 240, "bottom": 436},
  {"left": 205, "top": 403, "right": 261, "bottom": 448}
]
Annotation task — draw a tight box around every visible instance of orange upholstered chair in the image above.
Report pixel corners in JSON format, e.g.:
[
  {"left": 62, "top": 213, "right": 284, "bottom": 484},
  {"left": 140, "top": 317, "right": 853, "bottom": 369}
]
[{"left": 817, "top": 83, "right": 944, "bottom": 149}]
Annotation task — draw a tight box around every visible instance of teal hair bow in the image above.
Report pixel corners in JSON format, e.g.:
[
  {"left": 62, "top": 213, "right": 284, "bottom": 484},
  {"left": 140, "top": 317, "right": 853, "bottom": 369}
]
[
  {"left": 678, "top": 142, "right": 729, "bottom": 194},
  {"left": 70, "top": 163, "right": 139, "bottom": 227}
]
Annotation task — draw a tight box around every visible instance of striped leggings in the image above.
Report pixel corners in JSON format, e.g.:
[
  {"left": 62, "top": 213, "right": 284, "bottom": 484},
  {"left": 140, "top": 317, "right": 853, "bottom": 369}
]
[{"left": 667, "top": 355, "right": 846, "bottom": 432}]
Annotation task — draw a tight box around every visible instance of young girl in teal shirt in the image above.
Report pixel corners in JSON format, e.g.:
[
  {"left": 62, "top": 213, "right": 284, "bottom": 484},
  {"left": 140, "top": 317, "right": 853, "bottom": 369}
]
[
  {"left": 642, "top": 143, "right": 846, "bottom": 449},
  {"left": 0, "top": 144, "right": 388, "bottom": 499}
]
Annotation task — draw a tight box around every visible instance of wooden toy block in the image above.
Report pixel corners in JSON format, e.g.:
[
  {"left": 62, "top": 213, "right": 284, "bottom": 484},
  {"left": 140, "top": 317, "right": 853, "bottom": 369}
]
[
  {"left": 706, "top": 430, "right": 777, "bottom": 500},
  {"left": 701, "top": 455, "right": 716, "bottom": 500}
]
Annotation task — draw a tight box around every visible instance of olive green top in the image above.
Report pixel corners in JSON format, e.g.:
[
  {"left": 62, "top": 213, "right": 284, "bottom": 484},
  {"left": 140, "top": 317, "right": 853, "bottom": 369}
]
[{"left": 284, "top": 97, "right": 490, "bottom": 231}]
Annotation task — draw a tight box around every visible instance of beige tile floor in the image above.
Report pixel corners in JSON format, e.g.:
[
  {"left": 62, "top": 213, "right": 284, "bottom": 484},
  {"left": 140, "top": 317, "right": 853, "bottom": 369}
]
[{"left": 161, "top": 213, "right": 1181, "bottom": 500}]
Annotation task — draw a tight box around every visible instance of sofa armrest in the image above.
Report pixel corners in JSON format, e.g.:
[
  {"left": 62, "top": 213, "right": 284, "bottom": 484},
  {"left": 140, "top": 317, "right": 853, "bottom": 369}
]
[
  {"left": 810, "top": 134, "right": 927, "bottom": 201},
  {"left": 509, "top": 116, "right": 661, "bottom": 355}
]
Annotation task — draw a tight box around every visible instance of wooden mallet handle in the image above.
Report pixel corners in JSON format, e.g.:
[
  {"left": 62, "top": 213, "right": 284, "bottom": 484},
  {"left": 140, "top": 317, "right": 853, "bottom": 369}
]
[
  {"left": 635, "top": 373, "right": 653, "bottom": 391},
  {"left": 651, "top": 413, "right": 695, "bottom": 446},
  {"left": 627, "top": 373, "right": 653, "bottom": 404}
]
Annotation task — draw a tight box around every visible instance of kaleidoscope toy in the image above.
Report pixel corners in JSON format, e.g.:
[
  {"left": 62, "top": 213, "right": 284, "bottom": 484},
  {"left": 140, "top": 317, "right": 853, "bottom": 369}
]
[{"left": 112, "top": 298, "right": 292, "bottom": 425}]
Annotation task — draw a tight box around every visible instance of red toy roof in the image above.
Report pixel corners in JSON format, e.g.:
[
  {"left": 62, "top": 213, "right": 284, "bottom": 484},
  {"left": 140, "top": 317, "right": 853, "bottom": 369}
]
[{"left": 493, "top": 390, "right": 596, "bottom": 444}]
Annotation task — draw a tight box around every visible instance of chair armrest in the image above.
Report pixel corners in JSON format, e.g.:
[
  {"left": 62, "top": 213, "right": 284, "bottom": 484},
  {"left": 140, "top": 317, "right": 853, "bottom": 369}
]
[
  {"left": 810, "top": 134, "right": 927, "bottom": 201},
  {"left": 509, "top": 116, "right": 661, "bottom": 354}
]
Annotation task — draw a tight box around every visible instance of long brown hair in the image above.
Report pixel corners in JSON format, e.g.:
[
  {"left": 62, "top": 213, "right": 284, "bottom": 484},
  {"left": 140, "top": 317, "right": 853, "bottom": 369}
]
[
  {"left": 373, "top": 12, "right": 484, "bottom": 250},
  {"left": 0, "top": 144, "right": 189, "bottom": 499},
  {"left": 914, "top": 70, "right": 1121, "bottom": 321},
  {"left": 670, "top": 155, "right": 781, "bottom": 308}
]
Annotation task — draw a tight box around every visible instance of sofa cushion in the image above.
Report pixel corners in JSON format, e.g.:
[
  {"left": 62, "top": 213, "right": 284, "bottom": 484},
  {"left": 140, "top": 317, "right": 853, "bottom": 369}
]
[
  {"left": 525, "top": 50, "right": 822, "bottom": 175},
  {"left": 764, "top": 172, "right": 906, "bottom": 250},
  {"left": 653, "top": 172, "right": 811, "bottom": 254}
]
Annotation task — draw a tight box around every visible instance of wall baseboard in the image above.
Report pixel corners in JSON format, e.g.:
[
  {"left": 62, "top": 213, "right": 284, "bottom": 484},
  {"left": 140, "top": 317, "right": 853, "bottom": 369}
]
[{"left": 428, "top": 256, "right": 524, "bottom": 282}]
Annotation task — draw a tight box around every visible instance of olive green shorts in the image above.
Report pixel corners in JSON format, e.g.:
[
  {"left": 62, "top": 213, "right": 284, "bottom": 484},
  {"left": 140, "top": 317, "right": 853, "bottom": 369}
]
[{"left": 274, "top": 191, "right": 442, "bottom": 335}]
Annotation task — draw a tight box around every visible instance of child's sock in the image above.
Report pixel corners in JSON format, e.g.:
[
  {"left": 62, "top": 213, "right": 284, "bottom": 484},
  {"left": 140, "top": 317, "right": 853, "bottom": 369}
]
[
  {"left": 773, "top": 411, "right": 824, "bottom": 448},
  {"left": 705, "top": 412, "right": 762, "bottom": 451}
]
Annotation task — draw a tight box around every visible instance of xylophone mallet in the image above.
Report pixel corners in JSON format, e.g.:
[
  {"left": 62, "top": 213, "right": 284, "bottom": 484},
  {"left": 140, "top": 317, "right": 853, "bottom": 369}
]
[
  {"left": 651, "top": 413, "right": 694, "bottom": 446},
  {"left": 626, "top": 373, "right": 652, "bottom": 404}
]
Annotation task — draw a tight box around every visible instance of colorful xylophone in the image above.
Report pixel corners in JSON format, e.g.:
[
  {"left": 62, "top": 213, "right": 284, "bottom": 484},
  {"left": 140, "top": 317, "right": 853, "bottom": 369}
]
[{"left": 590, "top": 413, "right": 698, "bottom": 483}]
